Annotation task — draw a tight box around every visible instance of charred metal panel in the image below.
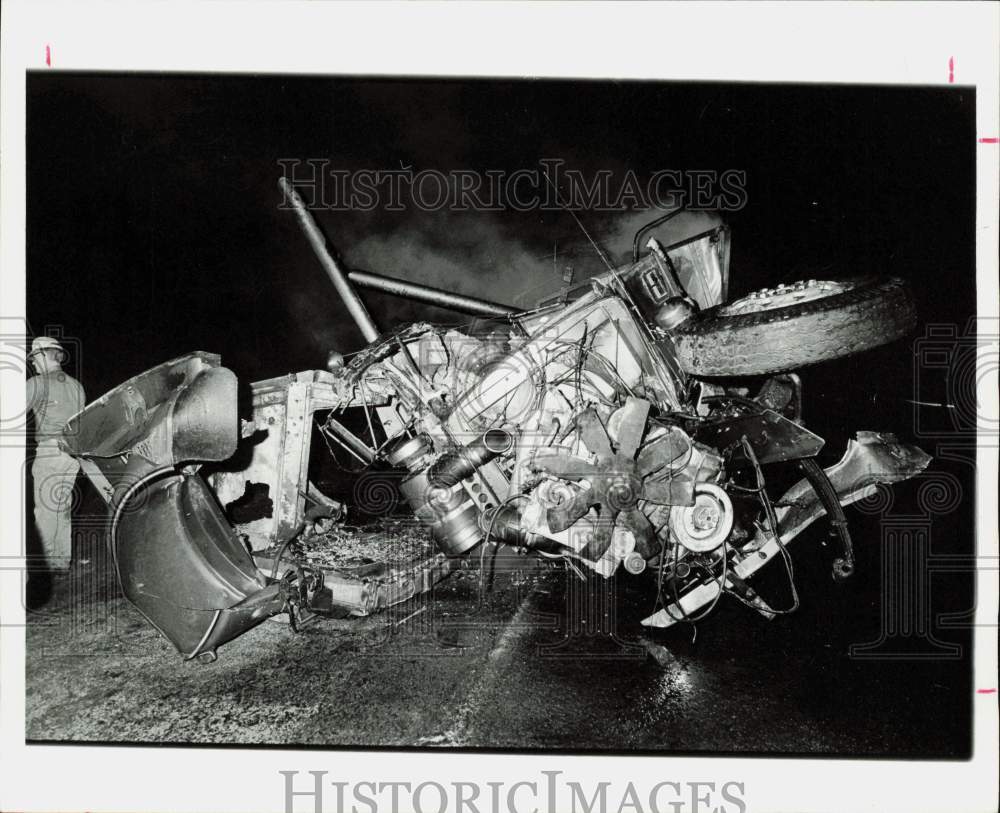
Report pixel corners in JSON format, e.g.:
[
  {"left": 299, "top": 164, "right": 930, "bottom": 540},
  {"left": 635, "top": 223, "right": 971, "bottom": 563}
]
[
  {"left": 694, "top": 408, "right": 825, "bottom": 464},
  {"left": 211, "top": 371, "right": 342, "bottom": 550}
]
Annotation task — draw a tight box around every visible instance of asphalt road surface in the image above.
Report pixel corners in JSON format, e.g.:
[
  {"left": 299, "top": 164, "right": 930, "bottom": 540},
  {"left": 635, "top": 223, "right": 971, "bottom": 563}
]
[{"left": 25, "top": 506, "right": 972, "bottom": 758}]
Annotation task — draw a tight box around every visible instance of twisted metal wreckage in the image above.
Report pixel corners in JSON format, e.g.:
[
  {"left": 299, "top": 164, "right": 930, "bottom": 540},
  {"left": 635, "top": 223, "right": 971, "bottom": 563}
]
[{"left": 63, "top": 177, "right": 931, "bottom": 660}]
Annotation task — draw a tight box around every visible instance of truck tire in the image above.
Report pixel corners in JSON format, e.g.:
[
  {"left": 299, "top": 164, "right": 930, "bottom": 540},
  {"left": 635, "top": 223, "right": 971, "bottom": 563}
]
[{"left": 671, "top": 276, "right": 917, "bottom": 377}]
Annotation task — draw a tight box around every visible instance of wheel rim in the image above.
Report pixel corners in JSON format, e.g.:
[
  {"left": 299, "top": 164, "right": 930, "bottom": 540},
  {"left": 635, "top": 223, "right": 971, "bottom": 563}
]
[{"left": 717, "top": 279, "right": 854, "bottom": 317}]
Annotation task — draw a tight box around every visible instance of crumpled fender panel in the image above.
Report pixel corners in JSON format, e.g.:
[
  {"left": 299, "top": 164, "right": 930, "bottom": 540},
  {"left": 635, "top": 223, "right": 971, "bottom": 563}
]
[
  {"left": 64, "top": 352, "right": 284, "bottom": 659},
  {"left": 63, "top": 351, "right": 239, "bottom": 469},
  {"left": 114, "top": 473, "right": 280, "bottom": 659}
]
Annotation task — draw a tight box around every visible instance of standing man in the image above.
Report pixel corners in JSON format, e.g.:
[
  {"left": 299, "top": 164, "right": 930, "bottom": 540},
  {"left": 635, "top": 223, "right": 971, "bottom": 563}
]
[{"left": 26, "top": 337, "right": 85, "bottom": 573}]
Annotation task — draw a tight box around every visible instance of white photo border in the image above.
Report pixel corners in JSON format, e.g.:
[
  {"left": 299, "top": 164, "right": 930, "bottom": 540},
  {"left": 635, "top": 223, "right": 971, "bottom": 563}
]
[{"left": 2, "top": 2, "right": 997, "bottom": 812}]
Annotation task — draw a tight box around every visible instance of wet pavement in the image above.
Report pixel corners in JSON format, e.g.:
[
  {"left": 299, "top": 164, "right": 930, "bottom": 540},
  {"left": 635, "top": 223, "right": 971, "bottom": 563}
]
[{"left": 24, "top": 504, "right": 973, "bottom": 758}]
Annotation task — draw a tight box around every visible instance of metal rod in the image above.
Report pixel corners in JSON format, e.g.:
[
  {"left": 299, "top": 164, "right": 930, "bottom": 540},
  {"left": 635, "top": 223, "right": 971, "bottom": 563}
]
[
  {"left": 322, "top": 417, "right": 376, "bottom": 464},
  {"left": 279, "top": 177, "right": 380, "bottom": 343},
  {"left": 395, "top": 337, "right": 428, "bottom": 386},
  {"left": 632, "top": 204, "right": 686, "bottom": 263},
  {"left": 346, "top": 268, "right": 518, "bottom": 318}
]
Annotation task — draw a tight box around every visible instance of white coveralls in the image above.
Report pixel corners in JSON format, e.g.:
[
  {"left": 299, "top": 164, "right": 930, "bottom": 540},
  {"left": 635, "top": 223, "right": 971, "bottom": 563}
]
[{"left": 26, "top": 371, "right": 85, "bottom": 571}]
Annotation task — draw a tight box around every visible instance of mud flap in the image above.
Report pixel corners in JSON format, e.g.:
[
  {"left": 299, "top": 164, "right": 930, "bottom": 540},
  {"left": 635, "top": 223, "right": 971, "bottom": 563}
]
[{"left": 63, "top": 352, "right": 284, "bottom": 658}]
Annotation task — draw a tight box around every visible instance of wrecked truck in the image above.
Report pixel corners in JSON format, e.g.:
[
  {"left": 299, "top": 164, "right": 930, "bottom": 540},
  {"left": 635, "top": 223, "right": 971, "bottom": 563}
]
[{"left": 62, "top": 178, "right": 931, "bottom": 660}]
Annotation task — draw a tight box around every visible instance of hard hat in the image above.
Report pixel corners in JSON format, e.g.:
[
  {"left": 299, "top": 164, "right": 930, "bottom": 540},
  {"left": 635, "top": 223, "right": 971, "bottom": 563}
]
[{"left": 28, "top": 336, "right": 67, "bottom": 361}]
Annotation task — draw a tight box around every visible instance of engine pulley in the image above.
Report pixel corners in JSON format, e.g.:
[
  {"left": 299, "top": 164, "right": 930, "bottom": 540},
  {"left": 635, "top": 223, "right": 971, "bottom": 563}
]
[{"left": 669, "top": 482, "right": 734, "bottom": 553}]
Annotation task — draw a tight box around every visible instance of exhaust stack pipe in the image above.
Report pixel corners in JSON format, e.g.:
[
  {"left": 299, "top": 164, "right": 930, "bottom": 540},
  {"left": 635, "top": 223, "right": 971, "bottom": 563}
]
[
  {"left": 279, "top": 177, "right": 380, "bottom": 343},
  {"left": 347, "top": 268, "right": 518, "bottom": 319}
]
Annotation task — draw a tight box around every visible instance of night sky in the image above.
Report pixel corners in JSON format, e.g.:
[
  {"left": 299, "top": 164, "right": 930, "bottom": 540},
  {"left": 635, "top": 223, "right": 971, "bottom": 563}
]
[{"left": 27, "top": 74, "right": 975, "bottom": 425}]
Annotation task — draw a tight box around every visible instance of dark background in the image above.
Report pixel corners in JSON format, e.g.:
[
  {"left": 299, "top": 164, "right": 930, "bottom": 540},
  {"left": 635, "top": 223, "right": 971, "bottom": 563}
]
[
  {"left": 25, "top": 75, "right": 979, "bottom": 757},
  {"left": 26, "top": 75, "right": 975, "bottom": 406}
]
